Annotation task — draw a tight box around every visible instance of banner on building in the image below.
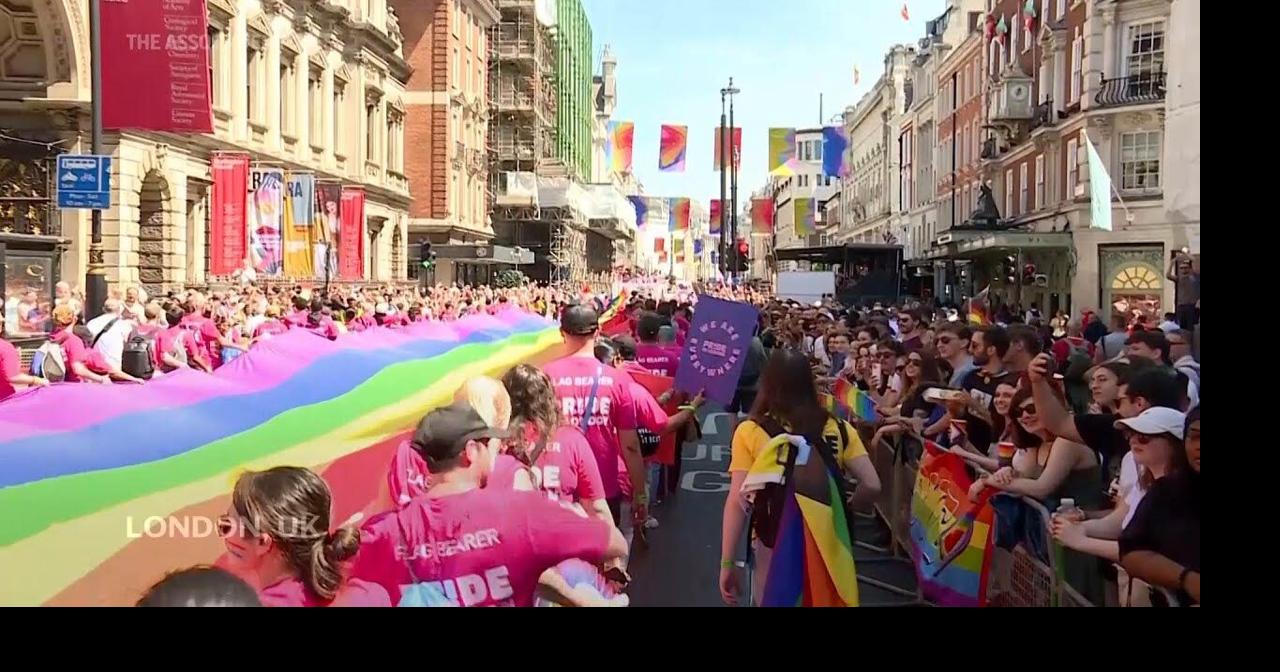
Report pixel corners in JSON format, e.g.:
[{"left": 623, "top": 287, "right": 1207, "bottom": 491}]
[
  {"left": 659, "top": 124, "right": 688, "bottom": 173},
  {"left": 768, "top": 128, "right": 797, "bottom": 175},
  {"left": 1084, "top": 132, "right": 1113, "bottom": 232},
  {"left": 282, "top": 173, "right": 316, "bottom": 278},
  {"left": 248, "top": 169, "right": 284, "bottom": 276},
  {"left": 209, "top": 152, "right": 249, "bottom": 276},
  {"left": 100, "top": 0, "right": 213, "bottom": 133},
  {"left": 751, "top": 198, "right": 776, "bottom": 234},
  {"left": 607, "top": 121, "right": 634, "bottom": 173},
  {"left": 823, "top": 126, "right": 852, "bottom": 178},
  {"left": 668, "top": 197, "right": 691, "bottom": 232},
  {"left": 654, "top": 237, "right": 665, "bottom": 253},
  {"left": 339, "top": 186, "right": 366, "bottom": 279},
  {"left": 713, "top": 126, "right": 742, "bottom": 171},
  {"left": 315, "top": 183, "right": 342, "bottom": 279}
]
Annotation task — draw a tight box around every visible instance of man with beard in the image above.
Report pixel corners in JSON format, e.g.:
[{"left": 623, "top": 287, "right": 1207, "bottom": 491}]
[{"left": 961, "top": 325, "right": 1015, "bottom": 411}]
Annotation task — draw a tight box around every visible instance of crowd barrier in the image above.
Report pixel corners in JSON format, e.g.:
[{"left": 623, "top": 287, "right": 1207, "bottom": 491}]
[
  {"left": 862, "top": 431, "right": 1114, "bottom": 608},
  {"left": 0, "top": 310, "right": 566, "bottom": 606}
]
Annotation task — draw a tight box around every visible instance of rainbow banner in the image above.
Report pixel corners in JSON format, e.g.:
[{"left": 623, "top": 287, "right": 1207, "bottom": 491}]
[
  {"left": 794, "top": 198, "right": 816, "bottom": 237},
  {"left": 606, "top": 121, "right": 635, "bottom": 173},
  {"left": 658, "top": 124, "right": 687, "bottom": 173},
  {"left": 744, "top": 435, "right": 858, "bottom": 607},
  {"left": 668, "top": 197, "right": 691, "bottom": 232},
  {"left": 709, "top": 199, "right": 722, "bottom": 235},
  {"left": 768, "top": 128, "right": 797, "bottom": 175},
  {"left": 627, "top": 195, "right": 650, "bottom": 228},
  {"left": 909, "top": 440, "right": 996, "bottom": 607},
  {"left": 0, "top": 311, "right": 564, "bottom": 606},
  {"left": 751, "top": 198, "right": 775, "bottom": 234},
  {"left": 967, "top": 285, "right": 992, "bottom": 326},
  {"left": 822, "top": 126, "right": 851, "bottom": 179}
]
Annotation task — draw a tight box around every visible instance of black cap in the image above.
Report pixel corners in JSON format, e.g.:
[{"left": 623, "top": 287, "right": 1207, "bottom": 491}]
[
  {"left": 560, "top": 303, "right": 599, "bottom": 336},
  {"left": 411, "top": 402, "right": 506, "bottom": 465}
]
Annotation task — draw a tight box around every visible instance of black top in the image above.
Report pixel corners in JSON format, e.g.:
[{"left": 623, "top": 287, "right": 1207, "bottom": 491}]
[
  {"left": 1074, "top": 413, "right": 1128, "bottom": 480},
  {"left": 960, "top": 367, "right": 1015, "bottom": 411},
  {"left": 1119, "top": 471, "right": 1200, "bottom": 605}
]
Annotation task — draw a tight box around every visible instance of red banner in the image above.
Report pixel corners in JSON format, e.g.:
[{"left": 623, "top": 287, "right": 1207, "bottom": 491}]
[
  {"left": 101, "top": 0, "right": 213, "bottom": 133},
  {"left": 710, "top": 199, "right": 722, "bottom": 235},
  {"left": 713, "top": 127, "right": 742, "bottom": 171},
  {"left": 654, "top": 238, "right": 665, "bottom": 252},
  {"left": 750, "top": 198, "right": 776, "bottom": 234},
  {"left": 628, "top": 370, "right": 679, "bottom": 465},
  {"left": 209, "top": 152, "right": 249, "bottom": 275},
  {"left": 339, "top": 187, "right": 365, "bottom": 279}
]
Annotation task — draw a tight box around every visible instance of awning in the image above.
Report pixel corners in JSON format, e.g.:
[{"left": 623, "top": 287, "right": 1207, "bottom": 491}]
[
  {"left": 924, "top": 230, "right": 1073, "bottom": 260},
  {"left": 433, "top": 243, "right": 535, "bottom": 265}
]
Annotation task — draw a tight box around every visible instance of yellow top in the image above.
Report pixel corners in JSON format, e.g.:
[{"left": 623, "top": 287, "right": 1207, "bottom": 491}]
[{"left": 729, "top": 416, "right": 867, "bottom": 473}]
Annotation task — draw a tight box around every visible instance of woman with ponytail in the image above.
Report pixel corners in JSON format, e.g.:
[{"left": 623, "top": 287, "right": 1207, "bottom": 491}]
[{"left": 223, "top": 467, "right": 390, "bottom": 606}]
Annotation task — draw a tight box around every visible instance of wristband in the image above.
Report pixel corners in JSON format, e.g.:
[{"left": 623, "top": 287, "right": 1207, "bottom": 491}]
[
  {"left": 678, "top": 404, "right": 697, "bottom": 412},
  {"left": 720, "top": 559, "right": 736, "bottom": 569}
]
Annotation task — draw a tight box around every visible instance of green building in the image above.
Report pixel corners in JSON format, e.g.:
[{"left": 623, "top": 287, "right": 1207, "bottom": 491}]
[{"left": 555, "top": 0, "right": 592, "bottom": 180}]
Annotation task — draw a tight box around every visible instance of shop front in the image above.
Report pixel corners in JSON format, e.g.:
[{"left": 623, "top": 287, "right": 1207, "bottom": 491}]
[
  {"left": 925, "top": 230, "right": 1074, "bottom": 315},
  {"left": 1098, "top": 244, "right": 1166, "bottom": 326}
]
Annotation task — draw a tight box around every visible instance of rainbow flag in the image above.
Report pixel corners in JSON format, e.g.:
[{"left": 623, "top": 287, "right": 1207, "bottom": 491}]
[
  {"left": 909, "top": 440, "right": 996, "bottom": 607},
  {"left": 658, "top": 124, "right": 687, "bottom": 173},
  {"left": 0, "top": 311, "right": 564, "bottom": 606},
  {"left": 745, "top": 435, "right": 858, "bottom": 607},
  {"left": 794, "top": 198, "right": 816, "bottom": 237},
  {"left": 827, "top": 378, "right": 878, "bottom": 422},
  {"left": 606, "top": 121, "right": 634, "bottom": 173},
  {"left": 966, "top": 285, "right": 992, "bottom": 326},
  {"left": 751, "top": 198, "right": 775, "bottom": 234},
  {"left": 598, "top": 289, "right": 629, "bottom": 336},
  {"left": 668, "top": 197, "right": 691, "bottom": 232}
]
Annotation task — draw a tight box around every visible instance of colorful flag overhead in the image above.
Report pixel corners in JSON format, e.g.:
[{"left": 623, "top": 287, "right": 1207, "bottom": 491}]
[
  {"left": 709, "top": 199, "right": 723, "bottom": 235},
  {"left": 901, "top": 3, "right": 910, "bottom": 21},
  {"left": 714, "top": 126, "right": 742, "bottom": 171},
  {"left": 768, "top": 128, "right": 797, "bottom": 175},
  {"left": 668, "top": 197, "right": 691, "bottom": 232},
  {"left": 628, "top": 195, "right": 650, "bottom": 228},
  {"left": 794, "top": 198, "right": 816, "bottom": 237},
  {"left": 606, "top": 121, "right": 634, "bottom": 173},
  {"left": 658, "top": 124, "right": 687, "bottom": 173},
  {"left": 822, "top": 126, "right": 851, "bottom": 179},
  {"left": 751, "top": 198, "right": 776, "bottom": 234}
]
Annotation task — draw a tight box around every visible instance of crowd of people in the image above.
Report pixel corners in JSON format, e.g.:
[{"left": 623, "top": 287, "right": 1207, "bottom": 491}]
[{"left": 3, "top": 269, "right": 1199, "bottom": 607}]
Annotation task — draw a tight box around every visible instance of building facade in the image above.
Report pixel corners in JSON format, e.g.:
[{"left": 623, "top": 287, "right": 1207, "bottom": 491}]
[
  {"left": 838, "top": 46, "right": 913, "bottom": 245},
  {"left": 2, "top": 0, "right": 412, "bottom": 328},
  {"left": 772, "top": 128, "right": 840, "bottom": 263},
  {"left": 396, "top": 0, "right": 499, "bottom": 286},
  {"left": 554, "top": 0, "right": 592, "bottom": 180}
]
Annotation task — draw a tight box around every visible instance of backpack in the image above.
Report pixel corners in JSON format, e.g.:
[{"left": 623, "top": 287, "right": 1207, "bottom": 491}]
[
  {"left": 121, "top": 329, "right": 157, "bottom": 380},
  {"left": 31, "top": 340, "right": 67, "bottom": 382},
  {"left": 749, "top": 414, "right": 852, "bottom": 550}
]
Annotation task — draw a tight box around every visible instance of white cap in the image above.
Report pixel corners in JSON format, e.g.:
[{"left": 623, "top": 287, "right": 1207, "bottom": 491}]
[{"left": 1114, "top": 407, "right": 1187, "bottom": 439}]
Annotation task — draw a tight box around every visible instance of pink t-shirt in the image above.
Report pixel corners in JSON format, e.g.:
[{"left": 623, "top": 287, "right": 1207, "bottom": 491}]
[
  {"left": 52, "top": 328, "right": 109, "bottom": 381},
  {"left": 179, "top": 313, "right": 223, "bottom": 368},
  {"left": 254, "top": 319, "right": 288, "bottom": 340},
  {"left": 258, "top": 576, "right": 392, "bottom": 607},
  {"left": 388, "top": 440, "right": 429, "bottom": 508},
  {"left": 286, "top": 309, "right": 310, "bottom": 327},
  {"left": 486, "top": 454, "right": 530, "bottom": 491},
  {"left": 521, "top": 425, "right": 605, "bottom": 505},
  {"left": 350, "top": 315, "right": 379, "bottom": 332},
  {"left": 0, "top": 337, "right": 17, "bottom": 400},
  {"left": 350, "top": 488, "right": 612, "bottom": 607},
  {"left": 541, "top": 355, "right": 638, "bottom": 499},
  {"left": 305, "top": 317, "right": 340, "bottom": 340},
  {"left": 634, "top": 342, "right": 681, "bottom": 377}
]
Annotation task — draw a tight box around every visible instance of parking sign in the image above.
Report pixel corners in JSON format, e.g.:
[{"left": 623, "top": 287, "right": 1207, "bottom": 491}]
[{"left": 56, "top": 154, "right": 112, "bottom": 210}]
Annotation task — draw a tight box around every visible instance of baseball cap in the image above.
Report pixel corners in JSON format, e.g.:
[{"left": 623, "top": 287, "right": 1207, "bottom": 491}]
[
  {"left": 559, "top": 303, "right": 599, "bottom": 336},
  {"left": 411, "top": 402, "right": 508, "bottom": 465},
  {"left": 1114, "top": 407, "right": 1187, "bottom": 439}
]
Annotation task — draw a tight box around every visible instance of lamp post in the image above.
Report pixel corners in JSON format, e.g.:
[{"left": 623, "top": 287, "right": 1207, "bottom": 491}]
[
  {"left": 85, "top": 0, "right": 106, "bottom": 320},
  {"left": 726, "top": 78, "right": 740, "bottom": 284},
  {"left": 717, "top": 86, "right": 728, "bottom": 277}
]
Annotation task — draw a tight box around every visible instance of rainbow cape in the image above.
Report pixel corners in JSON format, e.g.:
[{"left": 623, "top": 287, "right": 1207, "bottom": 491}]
[
  {"left": 908, "top": 440, "right": 996, "bottom": 607},
  {"left": 744, "top": 435, "right": 859, "bottom": 607},
  {"left": 0, "top": 310, "right": 564, "bottom": 606}
]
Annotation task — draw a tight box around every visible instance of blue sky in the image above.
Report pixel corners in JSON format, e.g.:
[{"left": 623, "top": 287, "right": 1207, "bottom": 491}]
[{"left": 582, "top": 0, "right": 945, "bottom": 207}]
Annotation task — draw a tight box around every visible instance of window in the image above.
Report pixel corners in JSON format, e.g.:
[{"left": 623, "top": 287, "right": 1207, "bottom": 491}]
[
  {"left": 207, "top": 26, "right": 223, "bottom": 108},
  {"left": 1034, "top": 154, "right": 1045, "bottom": 208},
  {"left": 333, "top": 81, "right": 346, "bottom": 157},
  {"left": 309, "top": 68, "right": 323, "bottom": 146},
  {"left": 1120, "top": 131, "right": 1161, "bottom": 191},
  {"left": 1071, "top": 28, "right": 1083, "bottom": 103},
  {"left": 247, "top": 46, "right": 262, "bottom": 122},
  {"left": 1004, "top": 169, "right": 1012, "bottom": 216},
  {"left": 1124, "top": 21, "right": 1165, "bottom": 77},
  {"left": 1066, "top": 137, "right": 1079, "bottom": 196},
  {"left": 973, "top": 120, "right": 980, "bottom": 162},
  {"left": 960, "top": 124, "right": 968, "bottom": 165},
  {"left": 366, "top": 103, "right": 377, "bottom": 161},
  {"left": 1024, "top": 1, "right": 1035, "bottom": 51},
  {"left": 280, "top": 61, "right": 296, "bottom": 138},
  {"left": 452, "top": 47, "right": 459, "bottom": 90},
  {"left": 1018, "top": 162, "right": 1028, "bottom": 214},
  {"left": 814, "top": 140, "right": 823, "bottom": 163},
  {"left": 1056, "top": 0, "right": 1066, "bottom": 20}
]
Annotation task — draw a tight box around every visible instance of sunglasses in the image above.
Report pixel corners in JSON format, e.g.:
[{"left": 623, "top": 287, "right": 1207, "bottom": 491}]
[
  {"left": 935, "top": 336, "right": 962, "bottom": 345},
  {"left": 906, "top": 358, "right": 923, "bottom": 366},
  {"left": 1013, "top": 404, "right": 1037, "bottom": 418},
  {"left": 1123, "top": 431, "right": 1172, "bottom": 445}
]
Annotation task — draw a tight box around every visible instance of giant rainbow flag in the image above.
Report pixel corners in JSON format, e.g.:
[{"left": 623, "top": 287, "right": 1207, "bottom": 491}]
[
  {"left": 744, "top": 434, "right": 859, "bottom": 607},
  {"left": 0, "top": 311, "right": 564, "bottom": 606},
  {"left": 908, "top": 440, "right": 996, "bottom": 607}
]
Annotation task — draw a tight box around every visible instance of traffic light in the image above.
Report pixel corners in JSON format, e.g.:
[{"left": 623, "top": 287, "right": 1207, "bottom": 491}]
[
  {"left": 419, "top": 241, "right": 437, "bottom": 269},
  {"left": 1000, "top": 255, "right": 1017, "bottom": 284},
  {"left": 1021, "top": 262, "right": 1037, "bottom": 286},
  {"left": 735, "top": 239, "right": 750, "bottom": 273}
]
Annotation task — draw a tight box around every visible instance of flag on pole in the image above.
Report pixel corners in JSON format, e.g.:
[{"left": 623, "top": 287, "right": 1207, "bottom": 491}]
[
  {"left": 984, "top": 13, "right": 997, "bottom": 41},
  {"left": 709, "top": 199, "right": 722, "bottom": 234},
  {"left": 628, "top": 195, "right": 649, "bottom": 228},
  {"left": 606, "top": 121, "right": 634, "bottom": 173},
  {"left": 714, "top": 126, "right": 742, "bottom": 171},
  {"left": 768, "top": 128, "right": 797, "bottom": 175},
  {"left": 751, "top": 198, "right": 776, "bottom": 234},
  {"left": 966, "top": 286, "right": 992, "bottom": 326},
  {"left": 794, "top": 198, "right": 816, "bottom": 237},
  {"left": 901, "top": 3, "right": 910, "bottom": 21},
  {"left": 658, "top": 124, "right": 687, "bottom": 173},
  {"left": 1084, "top": 132, "right": 1113, "bottom": 232},
  {"left": 822, "top": 126, "right": 851, "bottom": 178}
]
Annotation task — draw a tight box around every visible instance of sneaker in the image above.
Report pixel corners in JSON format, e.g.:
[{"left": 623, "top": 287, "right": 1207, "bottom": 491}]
[{"left": 644, "top": 516, "right": 660, "bottom": 530}]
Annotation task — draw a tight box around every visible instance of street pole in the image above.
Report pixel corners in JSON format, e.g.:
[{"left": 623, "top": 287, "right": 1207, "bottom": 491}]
[
  {"left": 718, "top": 90, "right": 727, "bottom": 279},
  {"left": 728, "top": 78, "right": 739, "bottom": 285},
  {"left": 85, "top": 0, "right": 106, "bottom": 321}
]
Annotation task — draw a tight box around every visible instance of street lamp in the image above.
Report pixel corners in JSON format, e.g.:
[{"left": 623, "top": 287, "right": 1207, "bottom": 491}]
[
  {"left": 85, "top": 0, "right": 106, "bottom": 320},
  {"left": 719, "top": 78, "right": 740, "bottom": 283}
]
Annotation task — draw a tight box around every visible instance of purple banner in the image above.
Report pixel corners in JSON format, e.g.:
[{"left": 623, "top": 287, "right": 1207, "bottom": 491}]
[{"left": 675, "top": 295, "right": 759, "bottom": 406}]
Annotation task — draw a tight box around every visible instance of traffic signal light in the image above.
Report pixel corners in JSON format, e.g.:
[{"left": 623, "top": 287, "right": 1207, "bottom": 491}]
[
  {"left": 1000, "top": 255, "right": 1017, "bottom": 284},
  {"left": 419, "top": 241, "right": 437, "bottom": 269},
  {"left": 734, "top": 239, "right": 750, "bottom": 273}
]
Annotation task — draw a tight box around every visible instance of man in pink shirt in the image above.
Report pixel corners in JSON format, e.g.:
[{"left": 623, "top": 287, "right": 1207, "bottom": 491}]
[
  {"left": 542, "top": 304, "right": 646, "bottom": 527},
  {"left": 350, "top": 402, "right": 627, "bottom": 606},
  {"left": 179, "top": 293, "right": 242, "bottom": 369},
  {"left": 633, "top": 312, "right": 681, "bottom": 377},
  {"left": 1, "top": 319, "right": 49, "bottom": 400}
]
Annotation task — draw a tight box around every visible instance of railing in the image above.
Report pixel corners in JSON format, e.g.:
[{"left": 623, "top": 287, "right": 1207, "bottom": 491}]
[{"left": 1095, "top": 72, "right": 1166, "bottom": 107}]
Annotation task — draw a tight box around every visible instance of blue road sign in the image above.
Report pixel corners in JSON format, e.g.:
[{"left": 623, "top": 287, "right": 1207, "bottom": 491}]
[{"left": 56, "top": 154, "right": 112, "bottom": 210}]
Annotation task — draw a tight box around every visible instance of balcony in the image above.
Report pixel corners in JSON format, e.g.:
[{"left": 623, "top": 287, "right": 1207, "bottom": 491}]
[
  {"left": 1095, "top": 72, "right": 1166, "bottom": 108},
  {"left": 1028, "top": 99, "right": 1054, "bottom": 132}
]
